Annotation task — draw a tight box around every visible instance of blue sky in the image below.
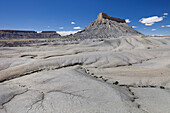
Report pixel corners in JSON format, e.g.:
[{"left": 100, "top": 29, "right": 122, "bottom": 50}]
[{"left": 0, "top": 0, "right": 170, "bottom": 36}]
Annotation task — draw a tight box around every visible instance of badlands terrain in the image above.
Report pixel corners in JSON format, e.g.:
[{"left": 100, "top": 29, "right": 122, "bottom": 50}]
[{"left": 0, "top": 13, "right": 170, "bottom": 113}]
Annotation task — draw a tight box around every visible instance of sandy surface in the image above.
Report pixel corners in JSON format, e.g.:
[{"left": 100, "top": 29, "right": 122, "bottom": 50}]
[{"left": 0, "top": 36, "right": 170, "bottom": 113}]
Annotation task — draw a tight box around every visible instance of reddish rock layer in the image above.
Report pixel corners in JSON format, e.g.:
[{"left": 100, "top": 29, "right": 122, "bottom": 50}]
[{"left": 97, "top": 12, "right": 126, "bottom": 23}]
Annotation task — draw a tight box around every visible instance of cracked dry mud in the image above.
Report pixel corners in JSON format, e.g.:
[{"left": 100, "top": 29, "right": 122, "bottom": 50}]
[{"left": 0, "top": 36, "right": 170, "bottom": 113}]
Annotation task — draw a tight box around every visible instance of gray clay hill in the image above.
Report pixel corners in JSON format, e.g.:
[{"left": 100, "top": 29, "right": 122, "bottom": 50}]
[{"left": 67, "top": 12, "right": 142, "bottom": 39}]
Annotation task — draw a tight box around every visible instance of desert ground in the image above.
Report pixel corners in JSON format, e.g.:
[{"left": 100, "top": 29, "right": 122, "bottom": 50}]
[{"left": 0, "top": 35, "right": 170, "bottom": 113}]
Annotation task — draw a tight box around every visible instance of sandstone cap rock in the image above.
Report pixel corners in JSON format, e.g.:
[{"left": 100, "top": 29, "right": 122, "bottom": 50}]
[{"left": 97, "top": 12, "right": 126, "bottom": 23}]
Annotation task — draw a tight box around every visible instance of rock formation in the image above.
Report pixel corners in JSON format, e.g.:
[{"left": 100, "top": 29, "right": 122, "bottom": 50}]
[
  {"left": 0, "top": 30, "right": 61, "bottom": 40},
  {"left": 66, "top": 12, "right": 142, "bottom": 39}
]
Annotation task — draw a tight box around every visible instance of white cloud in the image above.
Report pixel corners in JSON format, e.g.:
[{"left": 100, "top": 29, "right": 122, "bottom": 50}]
[
  {"left": 59, "top": 27, "right": 64, "bottom": 29},
  {"left": 47, "top": 26, "right": 50, "bottom": 28},
  {"left": 151, "top": 29, "right": 156, "bottom": 31},
  {"left": 161, "top": 25, "right": 170, "bottom": 27},
  {"left": 132, "top": 26, "right": 137, "bottom": 28},
  {"left": 145, "top": 23, "right": 154, "bottom": 26},
  {"left": 164, "top": 13, "right": 168, "bottom": 15},
  {"left": 125, "top": 19, "right": 131, "bottom": 23},
  {"left": 139, "top": 16, "right": 163, "bottom": 26},
  {"left": 71, "top": 22, "right": 75, "bottom": 24},
  {"left": 73, "top": 26, "right": 81, "bottom": 29},
  {"left": 57, "top": 30, "right": 81, "bottom": 36}
]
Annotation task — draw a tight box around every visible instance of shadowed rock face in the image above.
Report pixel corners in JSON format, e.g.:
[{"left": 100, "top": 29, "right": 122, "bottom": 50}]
[
  {"left": 65, "top": 12, "right": 142, "bottom": 39},
  {"left": 0, "top": 30, "right": 61, "bottom": 40},
  {"left": 41, "top": 31, "right": 57, "bottom": 33},
  {"left": 0, "top": 30, "right": 37, "bottom": 33}
]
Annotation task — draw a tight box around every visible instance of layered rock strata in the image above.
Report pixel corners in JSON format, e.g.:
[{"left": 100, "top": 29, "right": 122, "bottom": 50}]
[{"left": 0, "top": 30, "right": 61, "bottom": 40}]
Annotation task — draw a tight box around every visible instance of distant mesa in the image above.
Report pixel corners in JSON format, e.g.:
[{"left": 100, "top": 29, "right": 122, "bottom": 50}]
[
  {"left": 41, "top": 31, "right": 57, "bottom": 33},
  {"left": 0, "top": 30, "right": 57, "bottom": 34},
  {"left": 0, "top": 30, "right": 37, "bottom": 33},
  {"left": 0, "top": 30, "right": 61, "bottom": 40}
]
